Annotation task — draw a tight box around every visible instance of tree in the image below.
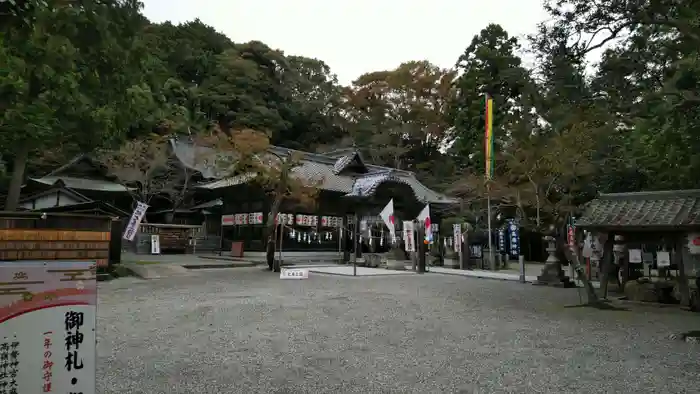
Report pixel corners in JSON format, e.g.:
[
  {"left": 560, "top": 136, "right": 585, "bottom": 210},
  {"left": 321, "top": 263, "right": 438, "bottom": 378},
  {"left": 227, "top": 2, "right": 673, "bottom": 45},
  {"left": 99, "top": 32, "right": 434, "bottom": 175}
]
[
  {"left": 143, "top": 19, "right": 234, "bottom": 87},
  {"left": 1, "top": 0, "right": 152, "bottom": 210},
  {"left": 344, "top": 60, "right": 455, "bottom": 172},
  {"left": 97, "top": 136, "right": 193, "bottom": 216},
  {"left": 198, "top": 127, "right": 321, "bottom": 272},
  {"left": 448, "top": 24, "right": 531, "bottom": 172},
  {"left": 534, "top": 0, "right": 700, "bottom": 193},
  {"left": 198, "top": 42, "right": 291, "bottom": 140},
  {"left": 278, "top": 55, "right": 345, "bottom": 150},
  {"left": 527, "top": 0, "right": 699, "bottom": 306}
]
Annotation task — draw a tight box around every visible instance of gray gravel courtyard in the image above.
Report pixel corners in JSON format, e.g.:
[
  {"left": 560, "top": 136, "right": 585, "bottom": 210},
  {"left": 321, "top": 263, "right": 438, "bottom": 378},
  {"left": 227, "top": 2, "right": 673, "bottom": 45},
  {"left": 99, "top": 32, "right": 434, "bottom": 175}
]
[{"left": 97, "top": 268, "right": 700, "bottom": 394}]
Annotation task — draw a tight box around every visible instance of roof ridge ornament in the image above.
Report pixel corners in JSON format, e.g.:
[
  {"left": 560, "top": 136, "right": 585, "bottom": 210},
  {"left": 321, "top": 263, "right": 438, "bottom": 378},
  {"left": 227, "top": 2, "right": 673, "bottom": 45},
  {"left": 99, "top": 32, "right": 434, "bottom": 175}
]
[{"left": 332, "top": 150, "right": 368, "bottom": 175}]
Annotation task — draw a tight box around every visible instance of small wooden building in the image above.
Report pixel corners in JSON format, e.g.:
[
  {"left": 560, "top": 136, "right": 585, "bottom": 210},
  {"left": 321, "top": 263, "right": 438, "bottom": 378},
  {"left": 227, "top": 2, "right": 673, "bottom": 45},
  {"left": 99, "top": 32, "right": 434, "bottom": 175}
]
[{"left": 576, "top": 190, "right": 700, "bottom": 304}]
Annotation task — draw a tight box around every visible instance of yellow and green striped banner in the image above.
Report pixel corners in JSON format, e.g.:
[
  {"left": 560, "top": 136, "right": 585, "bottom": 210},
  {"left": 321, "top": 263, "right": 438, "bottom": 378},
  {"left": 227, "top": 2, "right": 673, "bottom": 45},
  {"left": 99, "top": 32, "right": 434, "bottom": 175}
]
[{"left": 484, "top": 96, "right": 494, "bottom": 180}]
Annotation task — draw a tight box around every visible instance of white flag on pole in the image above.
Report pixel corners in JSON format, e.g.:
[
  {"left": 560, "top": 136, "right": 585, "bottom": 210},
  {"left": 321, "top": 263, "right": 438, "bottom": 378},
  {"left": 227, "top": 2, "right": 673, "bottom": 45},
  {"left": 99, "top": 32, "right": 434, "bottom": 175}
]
[
  {"left": 123, "top": 201, "right": 149, "bottom": 241},
  {"left": 379, "top": 199, "right": 395, "bottom": 241},
  {"left": 403, "top": 221, "right": 415, "bottom": 252},
  {"left": 416, "top": 204, "right": 432, "bottom": 243}
]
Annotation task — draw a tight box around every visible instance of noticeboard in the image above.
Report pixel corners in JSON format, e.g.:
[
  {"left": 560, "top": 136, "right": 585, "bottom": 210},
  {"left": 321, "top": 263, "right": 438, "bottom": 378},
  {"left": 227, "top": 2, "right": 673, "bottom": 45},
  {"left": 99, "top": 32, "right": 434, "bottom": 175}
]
[{"left": 0, "top": 260, "right": 97, "bottom": 394}]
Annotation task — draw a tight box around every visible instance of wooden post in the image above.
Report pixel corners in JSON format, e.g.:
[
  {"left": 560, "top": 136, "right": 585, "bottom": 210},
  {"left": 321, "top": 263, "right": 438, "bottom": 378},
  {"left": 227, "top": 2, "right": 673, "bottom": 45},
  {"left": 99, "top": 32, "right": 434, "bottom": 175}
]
[
  {"left": 353, "top": 213, "right": 359, "bottom": 276},
  {"left": 600, "top": 233, "right": 614, "bottom": 299},
  {"left": 463, "top": 225, "right": 471, "bottom": 269},
  {"left": 459, "top": 225, "right": 465, "bottom": 270},
  {"left": 417, "top": 221, "right": 426, "bottom": 273},
  {"left": 674, "top": 235, "right": 691, "bottom": 306}
]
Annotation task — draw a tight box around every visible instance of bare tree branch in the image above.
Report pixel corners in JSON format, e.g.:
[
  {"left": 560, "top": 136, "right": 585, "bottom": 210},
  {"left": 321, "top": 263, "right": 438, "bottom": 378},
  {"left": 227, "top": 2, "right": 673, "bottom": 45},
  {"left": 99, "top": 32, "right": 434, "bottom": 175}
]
[{"left": 97, "top": 136, "right": 193, "bottom": 209}]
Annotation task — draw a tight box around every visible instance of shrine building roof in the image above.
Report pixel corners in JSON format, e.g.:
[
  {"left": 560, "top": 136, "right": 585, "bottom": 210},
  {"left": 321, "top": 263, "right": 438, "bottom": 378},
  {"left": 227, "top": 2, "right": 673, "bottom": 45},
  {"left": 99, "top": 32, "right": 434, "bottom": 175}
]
[{"left": 576, "top": 190, "right": 700, "bottom": 230}]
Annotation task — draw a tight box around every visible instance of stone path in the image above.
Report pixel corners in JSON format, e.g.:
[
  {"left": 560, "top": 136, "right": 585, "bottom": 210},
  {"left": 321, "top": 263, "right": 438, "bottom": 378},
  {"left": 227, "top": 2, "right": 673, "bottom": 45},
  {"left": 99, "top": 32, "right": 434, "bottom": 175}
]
[{"left": 97, "top": 269, "right": 700, "bottom": 393}]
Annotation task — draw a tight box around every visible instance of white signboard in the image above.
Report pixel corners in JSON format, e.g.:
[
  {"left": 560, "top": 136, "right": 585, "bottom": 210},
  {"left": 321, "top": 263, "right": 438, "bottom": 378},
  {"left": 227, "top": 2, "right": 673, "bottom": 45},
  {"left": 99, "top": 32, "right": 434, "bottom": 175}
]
[
  {"left": 452, "top": 224, "right": 461, "bottom": 252},
  {"left": 688, "top": 233, "right": 700, "bottom": 255},
  {"left": 0, "top": 261, "right": 97, "bottom": 394},
  {"left": 221, "top": 214, "right": 235, "bottom": 226},
  {"left": 122, "top": 201, "right": 149, "bottom": 241},
  {"left": 657, "top": 251, "right": 671, "bottom": 267},
  {"left": 150, "top": 234, "right": 161, "bottom": 254},
  {"left": 582, "top": 233, "right": 593, "bottom": 258},
  {"left": 403, "top": 221, "right": 415, "bottom": 252},
  {"left": 280, "top": 268, "right": 309, "bottom": 279},
  {"left": 628, "top": 248, "right": 642, "bottom": 263}
]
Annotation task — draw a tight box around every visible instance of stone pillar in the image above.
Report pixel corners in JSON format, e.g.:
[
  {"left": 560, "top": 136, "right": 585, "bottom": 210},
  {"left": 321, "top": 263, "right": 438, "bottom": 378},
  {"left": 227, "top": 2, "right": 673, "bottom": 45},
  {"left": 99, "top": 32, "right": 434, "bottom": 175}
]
[{"left": 535, "top": 233, "right": 575, "bottom": 287}]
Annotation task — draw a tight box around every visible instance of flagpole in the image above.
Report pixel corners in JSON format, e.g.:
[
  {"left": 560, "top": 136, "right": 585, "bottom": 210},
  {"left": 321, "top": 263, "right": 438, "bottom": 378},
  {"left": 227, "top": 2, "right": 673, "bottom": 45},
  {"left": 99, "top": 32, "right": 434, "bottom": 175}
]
[
  {"left": 485, "top": 94, "right": 494, "bottom": 270},
  {"left": 487, "top": 183, "right": 494, "bottom": 270}
]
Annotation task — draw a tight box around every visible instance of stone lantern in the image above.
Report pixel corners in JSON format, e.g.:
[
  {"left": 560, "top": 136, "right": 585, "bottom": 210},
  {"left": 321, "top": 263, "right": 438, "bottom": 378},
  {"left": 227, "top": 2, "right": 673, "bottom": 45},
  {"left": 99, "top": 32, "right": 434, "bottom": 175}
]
[{"left": 535, "top": 224, "right": 575, "bottom": 287}]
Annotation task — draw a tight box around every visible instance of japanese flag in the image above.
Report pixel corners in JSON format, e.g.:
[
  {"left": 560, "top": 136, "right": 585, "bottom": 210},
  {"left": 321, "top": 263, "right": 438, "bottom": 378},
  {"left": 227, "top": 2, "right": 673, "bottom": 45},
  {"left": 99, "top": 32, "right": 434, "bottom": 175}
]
[
  {"left": 417, "top": 204, "right": 432, "bottom": 243},
  {"left": 379, "top": 199, "right": 395, "bottom": 241}
]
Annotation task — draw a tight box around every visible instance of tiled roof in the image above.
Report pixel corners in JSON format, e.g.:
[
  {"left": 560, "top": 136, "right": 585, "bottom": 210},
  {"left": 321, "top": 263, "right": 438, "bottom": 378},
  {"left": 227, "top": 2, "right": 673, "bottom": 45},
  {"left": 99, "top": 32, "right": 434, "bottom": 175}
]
[
  {"left": 190, "top": 198, "right": 223, "bottom": 210},
  {"left": 576, "top": 190, "right": 700, "bottom": 229},
  {"left": 29, "top": 176, "right": 132, "bottom": 193},
  {"left": 346, "top": 172, "right": 399, "bottom": 197},
  {"left": 169, "top": 139, "right": 230, "bottom": 179},
  {"left": 180, "top": 139, "right": 456, "bottom": 204},
  {"left": 332, "top": 152, "right": 367, "bottom": 175}
]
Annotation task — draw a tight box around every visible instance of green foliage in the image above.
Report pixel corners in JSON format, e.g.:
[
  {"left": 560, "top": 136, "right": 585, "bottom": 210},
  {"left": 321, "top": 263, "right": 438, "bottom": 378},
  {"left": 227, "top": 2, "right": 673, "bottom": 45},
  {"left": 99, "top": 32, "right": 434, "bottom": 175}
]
[
  {"left": 449, "top": 24, "right": 531, "bottom": 172},
  {"left": 2, "top": 0, "right": 699, "bottom": 223},
  {"left": 534, "top": 0, "right": 700, "bottom": 193},
  {"left": 342, "top": 60, "right": 456, "bottom": 179}
]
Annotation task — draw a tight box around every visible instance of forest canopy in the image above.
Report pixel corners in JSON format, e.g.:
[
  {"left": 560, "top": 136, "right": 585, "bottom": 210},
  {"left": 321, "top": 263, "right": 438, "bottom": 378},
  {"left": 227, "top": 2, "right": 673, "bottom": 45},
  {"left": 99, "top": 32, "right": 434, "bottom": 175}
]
[{"left": 1, "top": 0, "right": 698, "bottom": 229}]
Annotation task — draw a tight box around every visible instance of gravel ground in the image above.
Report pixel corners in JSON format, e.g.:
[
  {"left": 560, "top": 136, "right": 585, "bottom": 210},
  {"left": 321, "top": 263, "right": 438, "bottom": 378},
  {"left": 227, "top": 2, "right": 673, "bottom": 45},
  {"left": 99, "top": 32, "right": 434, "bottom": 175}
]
[{"left": 96, "top": 268, "right": 700, "bottom": 394}]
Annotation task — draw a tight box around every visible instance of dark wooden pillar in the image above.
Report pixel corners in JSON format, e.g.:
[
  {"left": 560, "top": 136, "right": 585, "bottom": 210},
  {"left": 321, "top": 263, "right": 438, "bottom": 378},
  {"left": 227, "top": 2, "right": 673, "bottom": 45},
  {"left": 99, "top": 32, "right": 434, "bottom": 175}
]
[
  {"left": 600, "top": 232, "right": 614, "bottom": 299},
  {"left": 417, "top": 222, "right": 426, "bottom": 273},
  {"left": 674, "top": 235, "right": 691, "bottom": 306}
]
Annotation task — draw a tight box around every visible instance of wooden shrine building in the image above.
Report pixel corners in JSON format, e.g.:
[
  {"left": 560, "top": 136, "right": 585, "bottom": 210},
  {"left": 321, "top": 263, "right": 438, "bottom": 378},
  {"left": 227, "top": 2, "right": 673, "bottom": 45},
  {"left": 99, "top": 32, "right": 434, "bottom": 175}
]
[
  {"left": 174, "top": 141, "right": 457, "bottom": 253},
  {"left": 575, "top": 190, "right": 700, "bottom": 305},
  {"left": 17, "top": 139, "right": 456, "bottom": 256}
]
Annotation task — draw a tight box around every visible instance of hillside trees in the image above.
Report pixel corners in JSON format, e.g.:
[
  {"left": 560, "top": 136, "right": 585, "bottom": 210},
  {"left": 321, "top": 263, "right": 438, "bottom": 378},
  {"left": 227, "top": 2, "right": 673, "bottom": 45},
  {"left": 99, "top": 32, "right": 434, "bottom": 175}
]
[
  {"left": 536, "top": 0, "right": 700, "bottom": 192},
  {"left": 343, "top": 60, "right": 456, "bottom": 182},
  {"left": 0, "top": 0, "right": 153, "bottom": 210}
]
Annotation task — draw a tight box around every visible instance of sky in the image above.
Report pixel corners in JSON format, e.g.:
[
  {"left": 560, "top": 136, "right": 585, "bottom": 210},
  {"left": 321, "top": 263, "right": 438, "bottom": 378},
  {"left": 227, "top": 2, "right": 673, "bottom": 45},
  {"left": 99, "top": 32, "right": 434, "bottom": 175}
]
[{"left": 142, "top": 0, "right": 550, "bottom": 85}]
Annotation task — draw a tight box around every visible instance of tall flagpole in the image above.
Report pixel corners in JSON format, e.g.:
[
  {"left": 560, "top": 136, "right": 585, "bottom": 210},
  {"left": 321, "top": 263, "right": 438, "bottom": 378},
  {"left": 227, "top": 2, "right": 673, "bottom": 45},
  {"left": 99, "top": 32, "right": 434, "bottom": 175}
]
[
  {"left": 485, "top": 94, "right": 494, "bottom": 270},
  {"left": 487, "top": 184, "right": 494, "bottom": 270}
]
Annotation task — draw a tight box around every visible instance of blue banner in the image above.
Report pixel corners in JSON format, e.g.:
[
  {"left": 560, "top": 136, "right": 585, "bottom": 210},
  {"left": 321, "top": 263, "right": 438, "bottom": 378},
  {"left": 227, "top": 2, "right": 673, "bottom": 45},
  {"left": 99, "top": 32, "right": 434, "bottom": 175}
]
[{"left": 508, "top": 219, "right": 520, "bottom": 257}]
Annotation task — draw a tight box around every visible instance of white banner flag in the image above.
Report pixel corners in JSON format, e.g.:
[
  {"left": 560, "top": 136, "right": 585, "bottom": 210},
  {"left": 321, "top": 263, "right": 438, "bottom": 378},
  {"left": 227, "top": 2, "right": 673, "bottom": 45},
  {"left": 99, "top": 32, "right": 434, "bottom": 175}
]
[
  {"left": 123, "top": 201, "right": 149, "bottom": 241},
  {"left": 403, "top": 221, "right": 415, "bottom": 252},
  {"left": 416, "top": 204, "right": 432, "bottom": 243},
  {"left": 379, "top": 199, "right": 395, "bottom": 241},
  {"left": 453, "top": 223, "right": 461, "bottom": 252}
]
